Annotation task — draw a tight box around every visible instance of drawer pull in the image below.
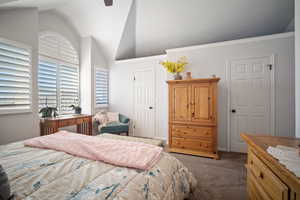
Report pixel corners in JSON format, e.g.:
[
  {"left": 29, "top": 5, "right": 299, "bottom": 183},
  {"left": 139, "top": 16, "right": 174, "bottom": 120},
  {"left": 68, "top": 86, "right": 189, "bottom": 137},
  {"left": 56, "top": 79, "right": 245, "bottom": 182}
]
[
  {"left": 259, "top": 172, "right": 264, "bottom": 179},
  {"left": 250, "top": 160, "right": 253, "bottom": 165}
]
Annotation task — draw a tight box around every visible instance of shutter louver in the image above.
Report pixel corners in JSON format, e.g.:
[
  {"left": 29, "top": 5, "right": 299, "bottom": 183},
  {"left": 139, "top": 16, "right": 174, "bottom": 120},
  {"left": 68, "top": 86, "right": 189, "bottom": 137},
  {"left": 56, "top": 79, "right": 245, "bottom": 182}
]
[
  {"left": 95, "top": 69, "right": 109, "bottom": 106},
  {"left": 60, "top": 64, "right": 79, "bottom": 114},
  {"left": 38, "top": 60, "right": 57, "bottom": 109},
  {"left": 0, "top": 40, "right": 32, "bottom": 114}
]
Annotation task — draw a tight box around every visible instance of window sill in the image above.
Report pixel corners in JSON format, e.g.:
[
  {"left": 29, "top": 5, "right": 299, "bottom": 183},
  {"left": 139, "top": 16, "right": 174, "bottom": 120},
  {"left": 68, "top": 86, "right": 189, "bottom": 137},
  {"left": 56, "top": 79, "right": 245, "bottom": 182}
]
[
  {"left": 95, "top": 104, "right": 109, "bottom": 109},
  {"left": 0, "top": 108, "right": 32, "bottom": 116}
]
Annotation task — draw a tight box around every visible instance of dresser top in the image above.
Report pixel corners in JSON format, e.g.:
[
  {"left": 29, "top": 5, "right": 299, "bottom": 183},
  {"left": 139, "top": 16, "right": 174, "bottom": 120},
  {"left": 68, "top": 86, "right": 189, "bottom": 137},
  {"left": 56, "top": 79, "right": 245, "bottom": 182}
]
[
  {"left": 242, "top": 134, "right": 300, "bottom": 150},
  {"left": 241, "top": 133, "right": 300, "bottom": 190},
  {"left": 41, "top": 114, "right": 92, "bottom": 121},
  {"left": 166, "top": 77, "right": 220, "bottom": 84}
]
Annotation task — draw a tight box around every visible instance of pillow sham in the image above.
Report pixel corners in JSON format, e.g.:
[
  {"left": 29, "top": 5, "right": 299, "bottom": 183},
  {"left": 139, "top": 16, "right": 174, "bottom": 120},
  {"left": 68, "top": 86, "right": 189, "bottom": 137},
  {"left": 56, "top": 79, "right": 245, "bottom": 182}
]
[
  {"left": 107, "top": 112, "right": 119, "bottom": 122},
  {"left": 94, "top": 110, "right": 109, "bottom": 126}
]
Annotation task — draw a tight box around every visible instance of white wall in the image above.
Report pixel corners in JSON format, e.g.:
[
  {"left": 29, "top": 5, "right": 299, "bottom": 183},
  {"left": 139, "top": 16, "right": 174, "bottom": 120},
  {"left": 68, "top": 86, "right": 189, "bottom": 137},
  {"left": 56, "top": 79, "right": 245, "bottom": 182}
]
[
  {"left": 81, "top": 37, "right": 108, "bottom": 115},
  {"left": 296, "top": 1, "right": 300, "bottom": 138},
  {"left": 167, "top": 33, "right": 295, "bottom": 149},
  {"left": 80, "top": 37, "right": 92, "bottom": 115},
  {"left": 109, "top": 55, "right": 168, "bottom": 140},
  {"left": 115, "top": 0, "right": 136, "bottom": 60},
  {"left": 110, "top": 33, "right": 295, "bottom": 149},
  {"left": 0, "top": 8, "right": 39, "bottom": 145},
  {"left": 0, "top": 9, "right": 85, "bottom": 144}
]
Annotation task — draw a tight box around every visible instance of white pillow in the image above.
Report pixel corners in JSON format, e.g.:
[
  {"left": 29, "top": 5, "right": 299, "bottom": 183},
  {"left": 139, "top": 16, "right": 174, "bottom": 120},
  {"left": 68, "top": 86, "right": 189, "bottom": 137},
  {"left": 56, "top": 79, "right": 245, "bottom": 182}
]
[{"left": 107, "top": 112, "right": 119, "bottom": 122}]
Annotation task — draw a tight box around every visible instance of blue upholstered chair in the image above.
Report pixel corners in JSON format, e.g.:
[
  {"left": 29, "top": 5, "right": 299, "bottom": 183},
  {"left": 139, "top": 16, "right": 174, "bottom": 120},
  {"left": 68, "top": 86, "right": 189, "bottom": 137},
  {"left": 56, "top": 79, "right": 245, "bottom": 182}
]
[{"left": 94, "top": 114, "right": 130, "bottom": 136}]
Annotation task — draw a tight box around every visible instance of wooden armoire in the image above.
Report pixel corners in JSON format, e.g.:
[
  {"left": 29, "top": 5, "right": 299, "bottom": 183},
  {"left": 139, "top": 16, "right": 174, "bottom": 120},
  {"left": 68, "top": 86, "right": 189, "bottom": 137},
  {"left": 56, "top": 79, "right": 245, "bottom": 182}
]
[{"left": 167, "top": 78, "right": 220, "bottom": 159}]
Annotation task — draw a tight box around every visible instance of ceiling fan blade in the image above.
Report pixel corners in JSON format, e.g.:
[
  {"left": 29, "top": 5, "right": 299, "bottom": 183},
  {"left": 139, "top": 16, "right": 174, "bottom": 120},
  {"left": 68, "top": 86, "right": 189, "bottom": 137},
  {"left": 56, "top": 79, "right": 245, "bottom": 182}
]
[{"left": 104, "top": 0, "right": 113, "bottom": 6}]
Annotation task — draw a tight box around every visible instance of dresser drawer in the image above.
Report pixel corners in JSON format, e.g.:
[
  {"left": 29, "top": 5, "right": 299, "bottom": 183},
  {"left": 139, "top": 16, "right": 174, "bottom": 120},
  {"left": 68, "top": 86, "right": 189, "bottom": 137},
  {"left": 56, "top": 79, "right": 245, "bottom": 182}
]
[
  {"left": 247, "top": 169, "right": 272, "bottom": 200},
  {"left": 172, "top": 137, "right": 213, "bottom": 152},
  {"left": 172, "top": 125, "right": 213, "bottom": 139},
  {"left": 248, "top": 151, "right": 288, "bottom": 200}
]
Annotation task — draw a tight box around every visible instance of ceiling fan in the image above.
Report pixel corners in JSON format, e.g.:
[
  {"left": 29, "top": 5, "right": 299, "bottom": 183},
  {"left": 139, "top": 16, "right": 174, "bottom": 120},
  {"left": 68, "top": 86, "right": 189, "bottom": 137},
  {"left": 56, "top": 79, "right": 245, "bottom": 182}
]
[{"left": 104, "top": 0, "right": 113, "bottom": 6}]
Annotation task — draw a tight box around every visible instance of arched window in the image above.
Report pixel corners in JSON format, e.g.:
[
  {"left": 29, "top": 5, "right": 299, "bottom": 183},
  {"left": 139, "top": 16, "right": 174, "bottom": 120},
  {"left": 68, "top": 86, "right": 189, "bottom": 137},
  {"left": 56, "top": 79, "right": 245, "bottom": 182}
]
[{"left": 38, "top": 32, "right": 79, "bottom": 114}]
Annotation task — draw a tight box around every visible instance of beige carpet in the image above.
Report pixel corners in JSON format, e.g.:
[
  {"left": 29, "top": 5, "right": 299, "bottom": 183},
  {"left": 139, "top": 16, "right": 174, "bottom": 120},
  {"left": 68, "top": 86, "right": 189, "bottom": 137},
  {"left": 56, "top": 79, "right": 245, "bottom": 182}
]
[{"left": 171, "top": 152, "right": 247, "bottom": 200}]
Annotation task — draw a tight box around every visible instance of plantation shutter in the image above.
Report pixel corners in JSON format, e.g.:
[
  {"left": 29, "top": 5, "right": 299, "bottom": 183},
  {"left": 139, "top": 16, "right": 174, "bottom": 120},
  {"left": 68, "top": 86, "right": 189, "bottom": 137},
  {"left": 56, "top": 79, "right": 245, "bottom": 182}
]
[
  {"left": 0, "top": 39, "right": 32, "bottom": 114},
  {"left": 95, "top": 68, "right": 109, "bottom": 106},
  {"left": 60, "top": 64, "right": 79, "bottom": 114},
  {"left": 39, "top": 33, "right": 79, "bottom": 115},
  {"left": 38, "top": 60, "right": 57, "bottom": 109}
]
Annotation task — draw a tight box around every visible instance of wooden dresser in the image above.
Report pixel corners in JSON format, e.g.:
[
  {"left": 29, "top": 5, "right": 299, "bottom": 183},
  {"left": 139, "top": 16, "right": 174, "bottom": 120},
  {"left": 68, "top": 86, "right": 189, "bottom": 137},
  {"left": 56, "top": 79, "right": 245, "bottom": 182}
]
[
  {"left": 241, "top": 134, "right": 300, "bottom": 200},
  {"left": 167, "top": 78, "right": 220, "bottom": 159},
  {"left": 40, "top": 114, "right": 93, "bottom": 136}
]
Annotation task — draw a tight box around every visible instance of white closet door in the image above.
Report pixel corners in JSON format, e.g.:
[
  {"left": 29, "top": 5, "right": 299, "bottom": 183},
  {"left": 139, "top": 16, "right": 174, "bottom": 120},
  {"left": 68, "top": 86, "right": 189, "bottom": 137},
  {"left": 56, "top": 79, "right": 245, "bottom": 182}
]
[
  {"left": 229, "top": 56, "right": 273, "bottom": 152},
  {"left": 133, "top": 68, "right": 155, "bottom": 138}
]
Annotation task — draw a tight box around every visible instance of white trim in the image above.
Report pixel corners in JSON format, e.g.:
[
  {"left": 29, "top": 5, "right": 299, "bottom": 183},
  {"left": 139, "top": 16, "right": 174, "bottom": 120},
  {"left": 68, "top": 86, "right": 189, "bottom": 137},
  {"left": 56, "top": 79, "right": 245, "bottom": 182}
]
[
  {"left": 166, "top": 32, "right": 294, "bottom": 53},
  {"left": 218, "top": 147, "right": 228, "bottom": 152},
  {"left": 132, "top": 67, "right": 156, "bottom": 138},
  {"left": 0, "top": 36, "right": 32, "bottom": 51},
  {"left": 153, "top": 137, "right": 167, "bottom": 141},
  {"left": 38, "top": 56, "right": 80, "bottom": 115},
  {"left": 226, "top": 61, "right": 231, "bottom": 152},
  {"left": 0, "top": 109, "right": 32, "bottom": 115},
  {"left": 226, "top": 55, "right": 275, "bottom": 152},
  {"left": 270, "top": 55, "right": 276, "bottom": 136},
  {"left": 112, "top": 54, "right": 167, "bottom": 66}
]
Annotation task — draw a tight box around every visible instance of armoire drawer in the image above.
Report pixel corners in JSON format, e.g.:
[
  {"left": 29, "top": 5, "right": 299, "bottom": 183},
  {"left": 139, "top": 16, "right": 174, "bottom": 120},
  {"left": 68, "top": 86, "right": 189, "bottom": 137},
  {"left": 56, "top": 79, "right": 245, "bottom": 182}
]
[
  {"left": 172, "top": 137, "right": 213, "bottom": 152},
  {"left": 171, "top": 125, "right": 213, "bottom": 139},
  {"left": 248, "top": 151, "right": 288, "bottom": 200}
]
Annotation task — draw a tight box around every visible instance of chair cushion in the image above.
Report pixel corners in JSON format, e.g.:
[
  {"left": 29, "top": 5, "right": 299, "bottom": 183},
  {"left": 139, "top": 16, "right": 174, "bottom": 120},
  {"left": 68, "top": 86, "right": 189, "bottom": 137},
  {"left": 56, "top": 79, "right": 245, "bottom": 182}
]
[{"left": 99, "top": 122, "right": 129, "bottom": 133}]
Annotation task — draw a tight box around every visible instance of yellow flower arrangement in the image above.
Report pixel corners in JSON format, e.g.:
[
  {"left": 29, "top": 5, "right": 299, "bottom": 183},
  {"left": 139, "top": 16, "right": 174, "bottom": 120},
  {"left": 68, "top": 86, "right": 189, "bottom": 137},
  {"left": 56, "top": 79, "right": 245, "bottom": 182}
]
[{"left": 160, "top": 56, "right": 188, "bottom": 74}]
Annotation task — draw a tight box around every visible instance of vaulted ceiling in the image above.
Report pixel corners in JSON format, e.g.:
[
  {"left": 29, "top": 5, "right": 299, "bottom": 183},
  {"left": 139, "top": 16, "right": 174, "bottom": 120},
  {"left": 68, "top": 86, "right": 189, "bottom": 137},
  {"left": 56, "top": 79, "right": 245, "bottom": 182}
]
[
  {"left": 135, "top": 0, "right": 294, "bottom": 57},
  {"left": 0, "top": 0, "right": 295, "bottom": 62}
]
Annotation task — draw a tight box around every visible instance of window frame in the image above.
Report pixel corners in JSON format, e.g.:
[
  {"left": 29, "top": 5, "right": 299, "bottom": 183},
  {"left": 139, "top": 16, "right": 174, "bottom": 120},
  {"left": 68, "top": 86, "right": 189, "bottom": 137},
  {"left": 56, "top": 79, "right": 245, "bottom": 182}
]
[
  {"left": 94, "top": 67, "right": 109, "bottom": 108},
  {"left": 38, "top": 55, "right": 80, "bottom": 115},
  {"left": 0, "top": 37, "right": 33, "bottom": 115},
  {"left": 38, "top": 32, "right": 80, "bottom": 115}
]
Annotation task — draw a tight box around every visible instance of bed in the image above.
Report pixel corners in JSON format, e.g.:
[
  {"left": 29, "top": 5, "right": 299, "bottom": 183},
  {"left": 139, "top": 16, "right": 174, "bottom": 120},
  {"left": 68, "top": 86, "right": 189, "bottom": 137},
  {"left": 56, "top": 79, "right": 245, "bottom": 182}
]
[{"left": 0, "top": 134, "right": 196, "bottom": 200}]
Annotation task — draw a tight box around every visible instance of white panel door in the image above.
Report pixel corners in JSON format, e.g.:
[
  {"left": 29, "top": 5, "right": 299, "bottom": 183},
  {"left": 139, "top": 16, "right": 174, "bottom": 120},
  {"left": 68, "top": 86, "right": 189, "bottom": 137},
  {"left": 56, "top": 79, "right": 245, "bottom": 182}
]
[
  {"left": 133, "top": 68, "right": 155, "bottom": 138},
  {"left": 229, "top": 56, "right": 273, "bottom": 152}
]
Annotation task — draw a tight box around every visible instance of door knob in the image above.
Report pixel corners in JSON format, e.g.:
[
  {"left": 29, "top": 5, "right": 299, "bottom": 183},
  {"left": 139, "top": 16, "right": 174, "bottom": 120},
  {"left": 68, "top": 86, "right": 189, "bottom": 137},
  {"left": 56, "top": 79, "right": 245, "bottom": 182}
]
[
  {"left": 149, "top": 106, "right": 153, "bottom": 109},
  {"left": 231, "top": 109, "right": 236, "bottom": 113}
]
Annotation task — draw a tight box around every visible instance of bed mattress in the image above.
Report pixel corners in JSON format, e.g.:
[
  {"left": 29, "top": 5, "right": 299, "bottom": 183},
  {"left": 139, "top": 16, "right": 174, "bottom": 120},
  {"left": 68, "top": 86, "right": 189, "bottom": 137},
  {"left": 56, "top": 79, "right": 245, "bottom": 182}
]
[{"left": 0, "top": 137, "right": 196, "bottom": 200}]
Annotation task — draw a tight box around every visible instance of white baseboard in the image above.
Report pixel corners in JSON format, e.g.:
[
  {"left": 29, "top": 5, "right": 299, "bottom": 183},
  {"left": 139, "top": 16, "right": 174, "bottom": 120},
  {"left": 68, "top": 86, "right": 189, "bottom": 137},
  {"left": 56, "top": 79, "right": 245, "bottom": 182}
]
[{"left": 218, "top": 147, "right": 229, "bottom": 152}]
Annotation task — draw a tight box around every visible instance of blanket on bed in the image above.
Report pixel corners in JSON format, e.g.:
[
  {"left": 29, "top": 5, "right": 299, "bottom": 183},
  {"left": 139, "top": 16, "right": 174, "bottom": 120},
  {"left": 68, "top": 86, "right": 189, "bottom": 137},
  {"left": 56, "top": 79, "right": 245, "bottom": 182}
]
[
  {"left": 0, "top": 141, "right": 197, "bottom": 200},
  {"left": 24, "top": 131, "right": 163, "bottom": 170}
]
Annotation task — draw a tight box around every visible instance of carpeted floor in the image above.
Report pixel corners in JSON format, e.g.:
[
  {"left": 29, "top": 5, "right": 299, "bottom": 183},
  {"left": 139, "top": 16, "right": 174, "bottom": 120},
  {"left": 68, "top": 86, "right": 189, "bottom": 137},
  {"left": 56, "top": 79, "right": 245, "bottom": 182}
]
[{"left": 171, "top": 152, "right": 247, "bottom": 200}]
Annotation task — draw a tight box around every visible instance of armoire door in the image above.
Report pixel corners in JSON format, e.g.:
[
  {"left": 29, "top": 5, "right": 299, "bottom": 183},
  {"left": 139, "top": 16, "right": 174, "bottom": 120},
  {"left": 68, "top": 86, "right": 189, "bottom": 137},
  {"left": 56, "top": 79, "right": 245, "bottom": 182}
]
[
  {"left": 191, "top": 83, "right": 214, "bottom": 124},
  {"left": 170, "top": 84, "right": 190, "bottom": 122}
]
